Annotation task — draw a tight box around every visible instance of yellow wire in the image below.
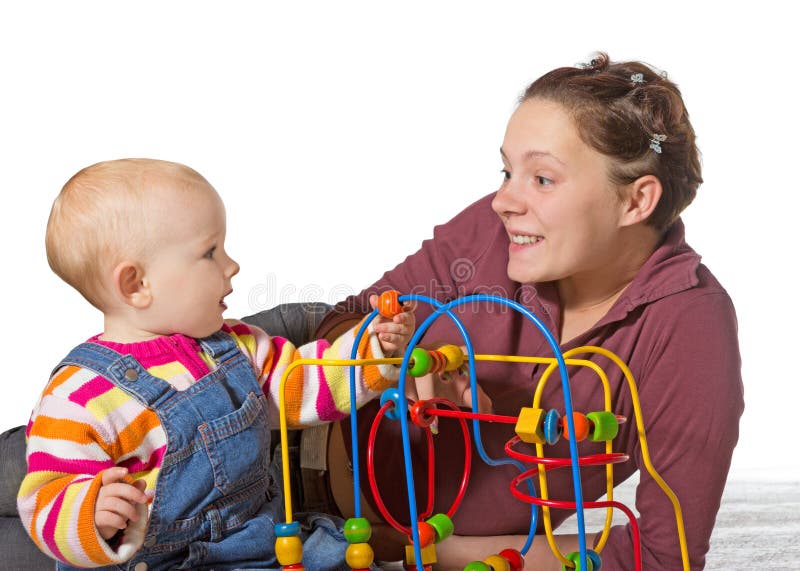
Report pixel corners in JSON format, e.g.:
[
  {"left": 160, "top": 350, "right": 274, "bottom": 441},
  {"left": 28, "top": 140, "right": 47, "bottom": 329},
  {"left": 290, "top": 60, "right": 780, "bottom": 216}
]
[{"left": 277, "top": 356, "right": 403, "bottom": 523}]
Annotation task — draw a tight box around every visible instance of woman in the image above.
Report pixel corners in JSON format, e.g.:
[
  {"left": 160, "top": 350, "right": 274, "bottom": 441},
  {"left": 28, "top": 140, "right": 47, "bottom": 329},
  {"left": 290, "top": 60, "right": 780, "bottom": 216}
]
[{"left": 318, "top": 53, "right": 743, "bottom": 570}]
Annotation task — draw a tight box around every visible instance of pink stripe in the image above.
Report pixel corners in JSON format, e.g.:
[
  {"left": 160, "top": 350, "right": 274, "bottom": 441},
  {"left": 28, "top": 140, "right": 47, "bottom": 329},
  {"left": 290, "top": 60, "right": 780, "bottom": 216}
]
[
  {"left": 69, "top": 375, "right": 115, "bottom": 407},
  {"left": 42, "top": 485, "right": 69, "bottom": 561},
  {"left": 315, "top": 343, "right": 347, "bottom": 422},
  {"left": 227, "top": 322, "right": 252, "bottom": 337},
  {"left": 120, "top": 445, "right": 166, "bottom": 473},
  {"left": 28, "top": 451, "right": 115, "bottom": 475}
]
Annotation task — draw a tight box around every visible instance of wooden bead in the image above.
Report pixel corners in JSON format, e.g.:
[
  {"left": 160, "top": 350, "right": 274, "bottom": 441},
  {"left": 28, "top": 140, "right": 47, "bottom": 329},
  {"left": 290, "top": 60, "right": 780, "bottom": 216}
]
[
  {"left": 561, "top": 412, "right": 590, "bottom": 442},
  {"left": 426, "top": 513, "right": 454, "bottom": 543},
  {"left": 380, "top": 388, "right": 401, "bottom": 420},
  {"left": 409, "top": 347, "right": 433, "bottom": 377},
  {"left": 414, "top": 521, "right": 436, "bottom": 548},
  {"left": 429, "top": 350, "right": 446, "bottom": 374},
  {"left": 275, "top": 521, "right": 300, "bottom": 537},
  {"left": 463, "top": 562, "right": 491, "bottom": 571},
  {"left": 345, "top": 542, "right": 374, "bottom": 569},
  {"left": 282, "top": 565, "right": 305, "bottom": 571},
  {"left": 377, "top": 290, "right": 402, "bottom": 318},
  {"left": 586, "top": 411, "right": 619, "bottom": 442},
  {"left": 404, "top": 543, "right": 437, "bottom": 565},
  {"left": 343, "top": 517, "right": 372, "bottom": 544},
  {"left": 484, "top": 554, "right": 511, "bottom": 571},
  {"left": 562, "top": 550, "right": 601, "bottom": 571},
  {"left": 543, "top": 408, "right": 562, "bottom": 445},
  {"left": 410, "top": 400, "right": 436, "bottom": 428},
  {"left": 515, "top": 407, "right": 545, "bottom": 444},
  {"left": 498, "top": 548, "right": 525, "bottom": 571},
  {"left": 275, "top": 536, "right": 303, "bottom": 566},
  {"left": 438, "top": 344, "right": 464, "bottom": 371}
]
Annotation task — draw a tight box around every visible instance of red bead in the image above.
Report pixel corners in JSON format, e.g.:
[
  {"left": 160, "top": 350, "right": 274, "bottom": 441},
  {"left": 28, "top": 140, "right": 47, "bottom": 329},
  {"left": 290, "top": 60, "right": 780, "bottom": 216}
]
[
  {"left": 410, "top": 400, "right": 436, "bottom": 428},
  {"left": 499, "top": 548, "right": 525, "bottom": 571},
  {"left": 377, "top": 290, "right": 402, "bottom": 318}
]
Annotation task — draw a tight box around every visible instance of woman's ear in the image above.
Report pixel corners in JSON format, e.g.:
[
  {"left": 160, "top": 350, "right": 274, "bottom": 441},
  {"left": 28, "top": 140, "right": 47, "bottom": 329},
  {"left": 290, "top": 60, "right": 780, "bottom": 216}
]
[
  {"left": 112, "top": 261, "right": 152, "bottom": 309},
  {"left": 620, "top": 174, "right": 662, "bottom": 227}
]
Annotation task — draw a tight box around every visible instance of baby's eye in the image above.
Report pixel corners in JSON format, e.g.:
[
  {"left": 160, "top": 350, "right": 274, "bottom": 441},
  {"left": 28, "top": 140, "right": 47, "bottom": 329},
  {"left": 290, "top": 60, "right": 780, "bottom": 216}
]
[
  {"left": 203, "top": 247, "right": 216, "bottom": 259},
  {"left": 535, "top": 176, "right": 554, "bottom": 186}
]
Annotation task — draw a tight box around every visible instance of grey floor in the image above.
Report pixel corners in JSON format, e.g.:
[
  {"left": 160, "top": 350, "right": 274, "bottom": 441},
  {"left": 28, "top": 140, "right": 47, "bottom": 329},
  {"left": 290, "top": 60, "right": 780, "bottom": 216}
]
[
  {"left": 558, "top": 476, "right": 800, "bottom": 570},
  {"left": 382, "top": 476, "right": 800, "bottom": 570}
]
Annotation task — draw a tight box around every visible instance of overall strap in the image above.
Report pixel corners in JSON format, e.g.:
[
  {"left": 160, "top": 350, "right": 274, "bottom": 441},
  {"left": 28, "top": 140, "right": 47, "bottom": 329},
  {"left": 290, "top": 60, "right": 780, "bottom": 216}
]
[
  {"left": 197, "top": 329, "right": 243, "bottom": 363},
  {"left": 54, "top": 342, "right": 175, "bottom": 409}
]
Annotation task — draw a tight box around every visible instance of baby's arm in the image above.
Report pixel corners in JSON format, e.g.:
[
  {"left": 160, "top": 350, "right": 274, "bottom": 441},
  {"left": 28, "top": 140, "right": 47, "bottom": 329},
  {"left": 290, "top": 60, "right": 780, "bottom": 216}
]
[
  {"left": 226, "top": 303, "right": 414, "bottom": 428},
  {"left": 18, "top": 369, "right": 154, "bottom": 567}
]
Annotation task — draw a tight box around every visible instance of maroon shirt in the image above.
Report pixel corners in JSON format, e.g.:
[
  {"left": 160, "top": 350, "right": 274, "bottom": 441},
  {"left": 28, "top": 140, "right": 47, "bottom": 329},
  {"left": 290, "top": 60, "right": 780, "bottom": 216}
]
[{"left": 321, "top": 193, "right": 743, "bottom": 570}]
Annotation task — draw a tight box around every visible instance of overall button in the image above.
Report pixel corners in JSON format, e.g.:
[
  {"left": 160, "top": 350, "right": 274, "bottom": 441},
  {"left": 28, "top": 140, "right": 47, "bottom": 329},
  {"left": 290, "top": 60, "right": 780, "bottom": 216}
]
[
  {"left": 124, "top": 369, "right": 139, "bottom": 381},
  {"left": 134, "top": 563, "right": 148, "bottom": 571}
]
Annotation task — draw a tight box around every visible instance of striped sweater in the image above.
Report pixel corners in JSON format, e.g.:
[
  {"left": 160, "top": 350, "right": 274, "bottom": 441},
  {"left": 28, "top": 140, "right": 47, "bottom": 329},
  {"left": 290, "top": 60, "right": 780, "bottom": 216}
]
[{"left": 18, "top": 318, "right": 397, "bottom": 568}]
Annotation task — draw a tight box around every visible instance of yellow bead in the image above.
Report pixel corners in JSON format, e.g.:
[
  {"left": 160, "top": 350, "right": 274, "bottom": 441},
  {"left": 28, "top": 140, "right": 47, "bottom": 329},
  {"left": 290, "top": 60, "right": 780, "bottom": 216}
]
[
  {"left": 484, "top": 554, "right": 511, "bottom": 571},
  {"left": 438, "top": 344, "right": 464, "bottom": 371},
  {"left": 405, "top": 543, "right": 438, "bottom": 566},
  {"left": 515, "top": 407, "right": 545, "bottom": 444},
  {"left": 275, "top": 536, "right": 303, "bottom": 566},
  {"left": 345, "top": 542, "right": 374, "bottom": 569}
]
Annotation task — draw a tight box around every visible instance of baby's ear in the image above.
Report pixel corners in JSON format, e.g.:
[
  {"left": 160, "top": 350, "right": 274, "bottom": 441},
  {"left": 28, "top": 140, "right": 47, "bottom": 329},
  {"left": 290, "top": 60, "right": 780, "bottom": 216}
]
[{"left": 112, "top": 261, "right": 152, "bottom": 309}]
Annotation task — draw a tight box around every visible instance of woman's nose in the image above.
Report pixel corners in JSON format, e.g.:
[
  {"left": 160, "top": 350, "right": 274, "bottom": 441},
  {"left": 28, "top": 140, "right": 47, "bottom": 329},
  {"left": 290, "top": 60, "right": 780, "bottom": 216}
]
[{"left": 491, "top": 180, "right": 525, "bottom": 218}]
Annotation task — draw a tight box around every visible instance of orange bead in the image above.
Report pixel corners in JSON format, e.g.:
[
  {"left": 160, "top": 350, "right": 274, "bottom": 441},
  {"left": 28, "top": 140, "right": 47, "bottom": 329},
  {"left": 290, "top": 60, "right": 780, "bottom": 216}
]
[
  {"left": 414, "top": 521, "right": 436, "bottom": 548},
  {"left": 561, "top": 412, "right": 590, "bottom": 442},
  {"left": 377, "top": 290, "right": 402, "bottom": 318}
]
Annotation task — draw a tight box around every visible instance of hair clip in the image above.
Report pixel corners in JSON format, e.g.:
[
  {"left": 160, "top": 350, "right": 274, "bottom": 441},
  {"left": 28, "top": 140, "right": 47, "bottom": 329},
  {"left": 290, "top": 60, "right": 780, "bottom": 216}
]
[
  {"left": 631, "top": 73, "right": 644, "bottom": 84},
  {"left": 650, "top": 134, "right": 667, "bottom": 154}
]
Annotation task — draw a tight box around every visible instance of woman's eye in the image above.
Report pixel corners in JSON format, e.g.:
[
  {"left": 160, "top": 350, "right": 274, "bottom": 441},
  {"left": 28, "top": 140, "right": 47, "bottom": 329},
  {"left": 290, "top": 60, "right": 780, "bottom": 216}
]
[{"left": 500, "top": 169, "right": 511, "bottom": 181}]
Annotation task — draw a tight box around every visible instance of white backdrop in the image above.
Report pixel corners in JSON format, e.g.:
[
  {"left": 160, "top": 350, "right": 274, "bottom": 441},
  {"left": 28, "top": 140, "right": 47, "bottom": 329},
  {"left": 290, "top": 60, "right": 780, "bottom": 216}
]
[{"left": 1, "top": 1, "right": 796, "bottom": 480}]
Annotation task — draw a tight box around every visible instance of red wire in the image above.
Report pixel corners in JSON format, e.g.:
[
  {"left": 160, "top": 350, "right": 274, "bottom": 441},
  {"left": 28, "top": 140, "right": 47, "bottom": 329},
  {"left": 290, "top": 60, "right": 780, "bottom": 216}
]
[
  {"left": 424, "top": 407, "right": 518, "bottom": 424},
  {"left": 365, "top": 398, "right": 472, "bottom": 533},
  {"left": 367, "top": 402, "right": 409, "bottom": 533}
]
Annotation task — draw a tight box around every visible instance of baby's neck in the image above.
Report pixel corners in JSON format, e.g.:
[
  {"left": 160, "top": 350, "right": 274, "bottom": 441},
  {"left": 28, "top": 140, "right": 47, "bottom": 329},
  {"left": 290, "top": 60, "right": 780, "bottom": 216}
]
[{"left": 102, "top": 315, "right": 161, "bottom": 344}]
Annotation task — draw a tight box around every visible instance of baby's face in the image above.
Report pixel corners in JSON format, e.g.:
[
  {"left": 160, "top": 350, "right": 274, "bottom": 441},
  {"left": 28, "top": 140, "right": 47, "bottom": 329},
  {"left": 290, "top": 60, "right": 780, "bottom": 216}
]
[{"left": 140, "top": 180, "right": 239, "bottom": 338}]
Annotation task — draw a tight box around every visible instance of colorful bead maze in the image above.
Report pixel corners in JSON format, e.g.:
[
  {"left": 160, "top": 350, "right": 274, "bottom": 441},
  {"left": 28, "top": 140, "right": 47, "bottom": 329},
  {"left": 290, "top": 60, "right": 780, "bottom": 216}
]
[{"left": 276, "top": 291, "right": 690, "bottom": 571}]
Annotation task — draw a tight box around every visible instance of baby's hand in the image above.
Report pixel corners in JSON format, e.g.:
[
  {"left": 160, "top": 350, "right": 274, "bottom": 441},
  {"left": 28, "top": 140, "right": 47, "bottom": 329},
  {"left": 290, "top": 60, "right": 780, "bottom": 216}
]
[
  {"left": 95, "top": 467, "right": 149, "bottom": 541},
  {"left": 369, "top": 293, "right": 416, "bottom": 357}
]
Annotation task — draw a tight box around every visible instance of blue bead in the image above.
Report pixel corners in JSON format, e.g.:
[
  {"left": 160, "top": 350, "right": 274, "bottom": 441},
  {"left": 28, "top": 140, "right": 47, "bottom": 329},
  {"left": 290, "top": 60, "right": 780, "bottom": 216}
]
[
  {"left": 544, "top": 408, "right": 562, "bottom": 445},
  {"left": 275, "top": 521, "right": 300, "bottom": 537},
  {"left": 380, "top": 388, "right": 402, "bottom": 420}
]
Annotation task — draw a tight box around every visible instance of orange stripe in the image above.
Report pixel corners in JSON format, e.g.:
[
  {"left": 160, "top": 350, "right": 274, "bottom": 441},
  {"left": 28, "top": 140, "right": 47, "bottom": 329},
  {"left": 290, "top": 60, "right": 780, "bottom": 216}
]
[
  {"left": 110, "top": 409, "right": 160, "bottom": 459},
  {"left": 77, "top": 474, "right": 111, "bottom": 564},
  {"left": 285, "top": 349, "right": 304, "bottom": 425},
  {"left": 44, "top": 366, "right": 81, "bottom": 396},
  {"left": 28, "top": 416, "right": 101, "bottom": 445},
  {"left": 30, "top": 475, "right": 78, "bottom": 535}
]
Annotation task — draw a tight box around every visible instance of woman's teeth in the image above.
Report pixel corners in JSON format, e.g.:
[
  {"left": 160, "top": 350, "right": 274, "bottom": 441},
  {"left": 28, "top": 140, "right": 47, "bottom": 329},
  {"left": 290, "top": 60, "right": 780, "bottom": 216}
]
[{"left": 511, "top": 234, "right": 543, "bottom": 244}]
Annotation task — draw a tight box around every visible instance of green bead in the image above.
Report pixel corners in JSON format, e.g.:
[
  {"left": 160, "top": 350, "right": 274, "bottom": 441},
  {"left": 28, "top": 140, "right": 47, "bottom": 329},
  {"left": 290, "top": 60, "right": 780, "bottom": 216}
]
[
  {"left": 587, "top": 411, "right": 619, "bottom": 442},
  {"left": 409, "top": 348, "right": 432, "bottom": 377},
  {"left": 562, "top": 551, "right": 597, "bottom": 571},
  {"left": 343, "top": 517, "right": 372, "bottom": 543},
  {"left": 464, "top": 562, "right": 491, "bottom": 571},
  {"left": 426, "top": 513, "right": 454, "bottom": 543}
]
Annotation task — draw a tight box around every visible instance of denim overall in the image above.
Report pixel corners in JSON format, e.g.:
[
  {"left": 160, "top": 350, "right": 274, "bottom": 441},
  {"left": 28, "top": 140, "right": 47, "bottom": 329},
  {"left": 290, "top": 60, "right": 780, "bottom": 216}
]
[{"left": 54, "top": 332, "right": 349, "bottom": 571}]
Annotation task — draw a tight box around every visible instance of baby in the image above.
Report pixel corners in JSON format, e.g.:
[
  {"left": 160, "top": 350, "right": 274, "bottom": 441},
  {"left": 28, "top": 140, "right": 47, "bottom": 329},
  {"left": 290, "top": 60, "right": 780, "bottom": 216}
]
[{"left": 18, "top": 158, "right": 414, "bottom": 570}]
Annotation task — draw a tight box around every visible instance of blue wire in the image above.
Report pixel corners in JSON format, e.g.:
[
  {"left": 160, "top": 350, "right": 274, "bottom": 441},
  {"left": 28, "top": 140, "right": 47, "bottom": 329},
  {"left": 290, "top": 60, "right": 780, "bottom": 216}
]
[{"left": 348, "top": 294, "right": 588, "bottom": 570}]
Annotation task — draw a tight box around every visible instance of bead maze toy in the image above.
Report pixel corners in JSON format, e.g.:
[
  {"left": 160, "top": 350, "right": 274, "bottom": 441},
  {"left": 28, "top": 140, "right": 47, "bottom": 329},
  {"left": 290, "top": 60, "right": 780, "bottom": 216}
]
[{"left": 275, "top": 292, "right": 690, "bottom": 571}]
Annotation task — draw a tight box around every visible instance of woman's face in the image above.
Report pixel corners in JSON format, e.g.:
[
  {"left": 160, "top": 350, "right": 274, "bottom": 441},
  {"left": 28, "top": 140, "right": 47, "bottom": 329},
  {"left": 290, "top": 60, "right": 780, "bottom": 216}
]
[{"left": 491, "top": 98, "right": 628, "bottom": 285}]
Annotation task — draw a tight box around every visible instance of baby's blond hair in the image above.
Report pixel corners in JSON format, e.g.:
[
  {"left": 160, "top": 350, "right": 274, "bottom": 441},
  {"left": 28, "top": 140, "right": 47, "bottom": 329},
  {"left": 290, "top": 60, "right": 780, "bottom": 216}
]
[{"left": 45, "top": 158, "right": 210, "bottom": 309}]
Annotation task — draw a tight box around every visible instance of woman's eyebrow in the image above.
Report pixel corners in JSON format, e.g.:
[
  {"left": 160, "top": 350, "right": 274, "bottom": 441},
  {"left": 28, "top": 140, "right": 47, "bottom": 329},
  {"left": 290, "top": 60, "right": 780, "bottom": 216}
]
[{"left": 500, "top": 147, "right": 566, "bottom": 166}]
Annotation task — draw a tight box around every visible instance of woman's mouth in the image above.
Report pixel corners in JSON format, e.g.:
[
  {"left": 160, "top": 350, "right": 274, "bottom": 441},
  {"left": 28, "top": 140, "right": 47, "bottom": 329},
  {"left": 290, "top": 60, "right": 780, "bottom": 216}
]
[{"left": 510, "top": 233, "right": 543, "bottom": 245}]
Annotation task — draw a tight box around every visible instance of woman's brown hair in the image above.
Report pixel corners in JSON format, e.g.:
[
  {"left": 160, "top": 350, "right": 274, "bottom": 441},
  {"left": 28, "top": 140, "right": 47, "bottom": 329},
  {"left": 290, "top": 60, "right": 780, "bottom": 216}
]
[{"left": 522, "top": 52, "right": 702, "bottom": 231}]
